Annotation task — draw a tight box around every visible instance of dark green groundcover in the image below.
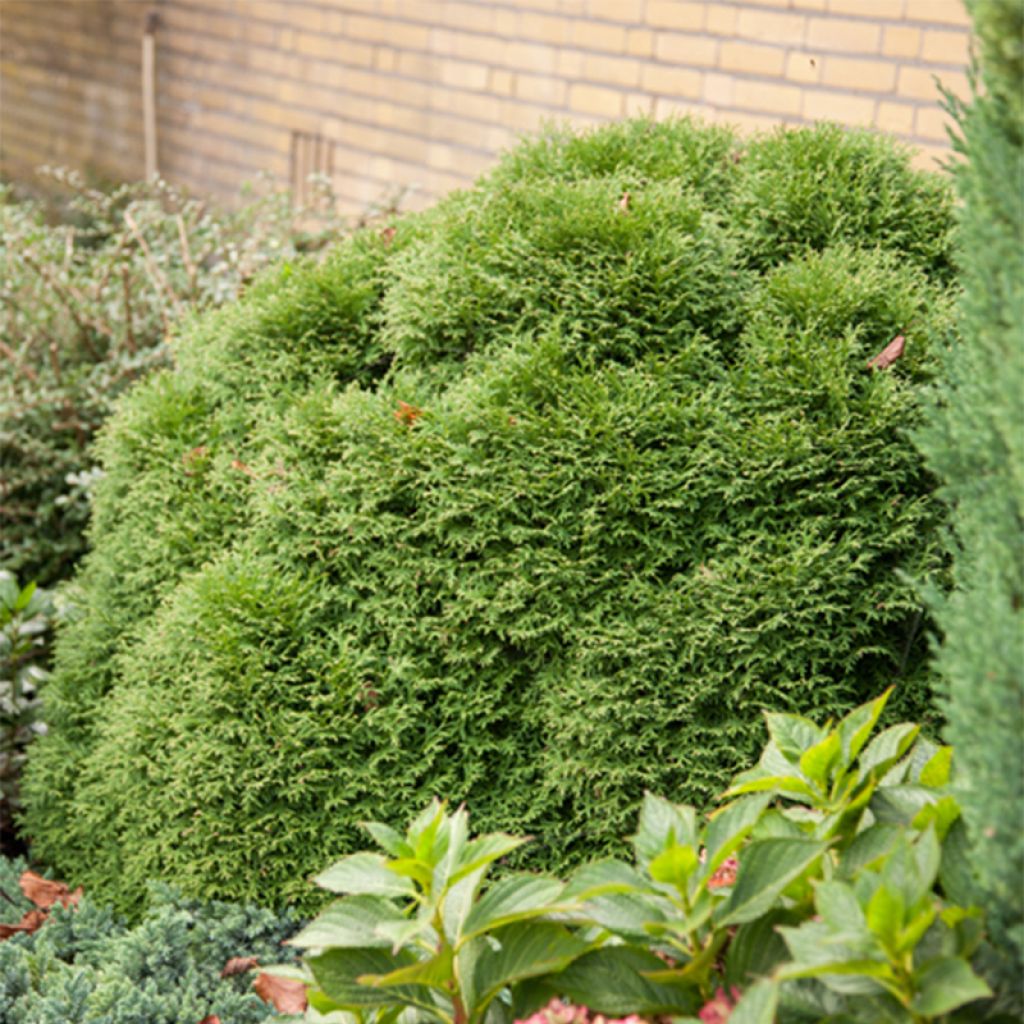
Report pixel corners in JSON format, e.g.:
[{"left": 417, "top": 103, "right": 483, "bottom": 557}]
[{"left": 21, "top": 119, "right": 957, "bottom": 913}]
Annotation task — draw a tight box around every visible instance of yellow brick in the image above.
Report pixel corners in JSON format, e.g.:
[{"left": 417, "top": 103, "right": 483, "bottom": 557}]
[
  {"left": 507, "top": 41, "right": 559, "bottom": 74},
  {"left": 568, "top": 82, "right": 625, "bottom": 117},
  {"left": 440, "top": 2, "right": 495, "bottom": 34},
  {"left": 785, "top": 51, "right": 822, "bottom": 83},
  {"left": 626, "top": 29, "right": 655, "bottom": 57},
  {"left": 910, "top": 143, "right": 952, "bottom": 172},
  {"left": 897, "top": 65, "right": 968, "bottom": 101},
  {"left": 733, "top": 78, "right": 802, "bottom": 115},
  {"left": 375, "top": 47, "right": 398, "bottom": 72},
  {"left": 641, "top": 63, "right": 703, "bottom": 98},
  {"left": 490, "top": 69, "right": 515, "bottom": 96},
  {"left": 655, "top": 32, "right": 718, "bottom": 67},
  {"left": 875, "top": 100, "right": 916, "bottom": 134},
  {"left": 703, "top": 71, "right": 734, "bottom": 106},
  {"left": 827, "top": 0, "right": 902, "bottom": 16},
  {"left": 655, "top": 96, "right": 712, "bottom": 119},
  {"left": 904, "top": 0, "right": 970, "bottom": 27},
  {"left": 519, "top": 11, "right": 573, "bottom": 45},
  {"left": 722, "top": 109, "right": 787, "bottom": 134},
  {"left": 583, "top": 53, "right": 642, "bottom": 87},
  {"left": 719, "top": 41, "right": 786, "bottom": 76},
  {"left": 803, "top": 89, "right": 876, "bottom": 125},
  {"left": 736, "top": 8, "right": 806, "bottom": 45},
  {"left": 882, "top": 26, "right": 921, "bottom": 58},
  {"left": 921, "top": 28, "right": 970, "bottom": 66},
  {"left": 915, "top": 105, "right": 954, "bottom": 141},
  {"left": 707, "top": 6, "right": 738, "bottom": 35},
  {"left": 822, "top": 55, "right": 897, "bottom": 92},
  {"left": 571, "top": 20, "right": 627, "bottom": 52},
  {"left": 515, "top": 72, "right": 568, "bottom": 104},
  {"left": 557, "top": 49, "right": 586, "bottom": 77},
  {"left": 439, "top": 59, "right": 489, "bottom": 91},
  {"left": 646, "top": 2, "right": 705, "bottom": 30},
  {"left": 806, "top": 16, "right": 881, "bottom": 53},
  {"left": 625, "top": 91, "right": 655, "bottom": 116},
  {"left": 588, "top": 0, "right": 646, "bottom": 21}
]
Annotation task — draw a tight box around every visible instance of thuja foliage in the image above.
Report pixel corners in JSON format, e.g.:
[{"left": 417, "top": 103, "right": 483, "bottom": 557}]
[
  {"left": 0, "top": 170, "right": 352, "bottom": 589},
  {"left": 914, "top": 0, "right": 1024, "bottom": 987},
  {"left": 0, "top": 857, "right": 294, "bottom": 1023},
  {"left": 22, "top": 120, "right": 958, "bottom": 912}
]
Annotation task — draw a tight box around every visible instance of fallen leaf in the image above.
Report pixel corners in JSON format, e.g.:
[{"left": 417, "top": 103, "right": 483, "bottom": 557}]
[
  {"left": 253, "top": 972, "right": 308, "bottom": 1013},
  {"left": 618, "top": 190, "right": 631, "bottom": 213},
  {"left": 19, "top": 871, "right": 80, "bottom": 910},
  {"left": 394, "top": 401, "right": 423, "bottom": 426},
  {"left": 380, "top": 226, "right": 397, "bottom": 246},
  {"left": 0, "top": 909, "right": 48, "bottom": 939},
  {"left": 221, "top": 955, "right": 259, "bottom": 977},
  {"left": 867, "top": 334, "right": 905, "bottom": 370},
  {"left": 231, "top": 459, "right": 259, "bottom": 478}
]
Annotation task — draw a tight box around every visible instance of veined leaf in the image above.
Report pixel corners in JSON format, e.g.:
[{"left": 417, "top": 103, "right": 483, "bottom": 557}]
[
  {"left": 563, "top": 859, "right": 646, "bottom": 901},
  {"left": 362, "top": 821, "right": 414, "bottom": 859},
  {"left": 633, "top": 793, "right": 698, "bottom": 868},
  {"left": 315, "top": 853, "right": 417, "bottom": 899},
  {"left": 716, "top": 839, "right": 828, "bottom": 926},
  {"left": 457, "top": 922, "right": 588, "bottom": 1019},
  {"left": 553, "top": 947, "right": 702, "bottom": 1016},
  {"left": 288, "top": 896, "right": 407, "bottom": 949},
  {"left": 359, "top": 947, "right": 453, "bottom": 991},
  {"left": 307, "top": 948, "right": 439, "bottom": 1012},
  {"left": 918, "top": 745, "right": 953, "bottom": 788},
  {"left": 648, "top": 842, "right": 699, "bottom": 891},
  {"left": 728, "top": 978, "right": 779, "bottom": 1024},
  {"left": 858, "top": 724, "right": 919, "bottom": 781},
  {"left": 814, "top": 880, "right": 866, "bottom": 933},
  {"left": 459, "top": 874, "right": 564, "bottom": 943},
  {"left": 450, "top": 833, "right": 530, "bottom": 887},
  {"left": 866, "top": 884, "right": 905, "bottom": 949},
  {"left": 764, "top": 712, "right": 824, "bottom": 762},
  {"left": 701, "top": 793, "right": 771, "bottom": 886},
  {"left": 910, "top": 957, "right": 992, "bottom": 1016},
  {"left": 836, "top": 689, "right": 891, "bottom": 767},
  {"left": 799, "top": 731, "right": 841, "bottom": 788}
]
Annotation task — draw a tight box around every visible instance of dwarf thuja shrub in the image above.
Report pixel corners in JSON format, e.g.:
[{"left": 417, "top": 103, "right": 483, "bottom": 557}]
[
  {"left": 0, "top": 857, "right": 295, "bottom": 1023},
  {"left": 914, "top": 0, "right": 1024, "bottom": 990},
  {"left": 21, "top": 120, "right": 958, "bottom": 912}
]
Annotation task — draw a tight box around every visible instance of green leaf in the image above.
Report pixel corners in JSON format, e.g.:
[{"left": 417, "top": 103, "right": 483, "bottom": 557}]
[
  {"left": 457, "top": 922, "right": 588, "bottom": 1019},
  {"left": 359, "top": 947, "right": 454, "bottom": 990},
  {"left": 918, "top": 745, "right": 953, "bottom": 788},
  {"left": 288, "top": 895, "right": 408, "bottom": 949},
  {"left": 315, "top": 853, "right": 417, "bottom": 899},
  {"left": 575, "top": 891, "right": 671, "bottom": 939},
  {"left": 815, "top": 880, "right": 867, "bottom": 933},
  {"left": 564, "top": 859, "right": 646, "bottom": 901},
  {"left": 764, "top": 712, "right": 824, "bottom": 762},
  {"left": 837, "top": 690, "right": 891, "bottom": 768},
  {"left": 866, "top": 884, "right": 905, "bottom": 948},
  {"left": 858, "top": 724, "right": 920, "bottom": 780},
  {"left": 701, "top": 794, "right": 772, "bottom": 884},
  {"left": 799, "top": 731, "right": 841, "bottom": 788},
  {"left": 910, "top": 957, "right": 992, "bottom": 1016},
  {"left": 870, "top": 784, "right": 939, "bottom": 827},
  {"left": 648, "top": 842, "right": 699, "bottom": 891},
  {"left": 725, "top": 910, "right": 795, "bottom": 988},
  {"left": 307, "top": 948, "right": 437, "bottom": 1011},
  {"left": 840, "top": 823, "right": 901, "bottom": 878},
  {"left": 363, "top": 821, "right": 414, "bottom": 859},
  {"left": 717, "top": 839, "right": 828, "bottom": 926},
  {"left": 633, "top": 793, "right": 698, "bottom": 867},
  {"left": 450, "top": 832, "right": 529, "bottom": 886},
  {"left": 553, "top": 947, "right": 702, "bottom": 1016},
  {"left": 459, "top": 874, "right": 564, "bottom": 942},
  {"left": 728, "top": 978, "right": 779, "bottom": 1024},
  {"left": 13, "top": 581, "right": 37, "bottom": 612}
]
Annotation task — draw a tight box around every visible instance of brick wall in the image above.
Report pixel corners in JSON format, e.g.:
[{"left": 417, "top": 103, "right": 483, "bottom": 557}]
[{"left": 0, "top": 0, "right": 972, "bottom": 211}]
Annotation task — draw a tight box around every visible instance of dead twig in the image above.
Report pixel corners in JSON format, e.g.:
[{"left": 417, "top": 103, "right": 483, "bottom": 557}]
[
  {"left": 124, "top": 210, "right": 183, "bottom": 316},
  {"left": 0, "top": 339, "right": 38, "bottom": 383},
  {"left": 121, "top": 267, "right": 137, "bottom": 354}
]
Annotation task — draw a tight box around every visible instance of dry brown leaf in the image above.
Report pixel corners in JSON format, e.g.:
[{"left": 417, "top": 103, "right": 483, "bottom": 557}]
[
  {"left": 253, "top": 972, "right": 308, "bottom": 1013},
  {"left": 231, "top": 458, "right": 259, "bottom": 478},
  {"left": 221, "top": 955, "right": 260, "bottom": 978},
  {"left": 618, "top": 190, "right": 631, "bottom": 213},
  {"left": 19, "top": 871, "right": 80, "bottom": 910},
  {"left": 0, "top": 908, "right": 48, "bottom": 939},
  {"left": 394, "top": 401, "right": 423, "bottom": 426},
  {"left": 380, "top": 226, "right": 397, "bottom": 246},
  {"left": 867, "top": 334, "right": 905, "bottom": 370}
]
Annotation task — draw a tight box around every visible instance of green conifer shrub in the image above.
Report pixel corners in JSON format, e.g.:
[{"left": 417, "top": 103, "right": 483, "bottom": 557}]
[
  {"left": 21, "top": 120, "right": 958, "bottom": 913},
  {"left": 913, "top": 0, "right": 1024, "bottom": 988}
]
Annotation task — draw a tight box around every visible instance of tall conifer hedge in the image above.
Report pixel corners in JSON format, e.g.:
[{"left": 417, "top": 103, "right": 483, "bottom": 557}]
[
  {"left": 21, "top": 121, "right": 958, "bottom": 912},
  {"left": 915, "top": 0, "right": 1024, "bottom": 983}
]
